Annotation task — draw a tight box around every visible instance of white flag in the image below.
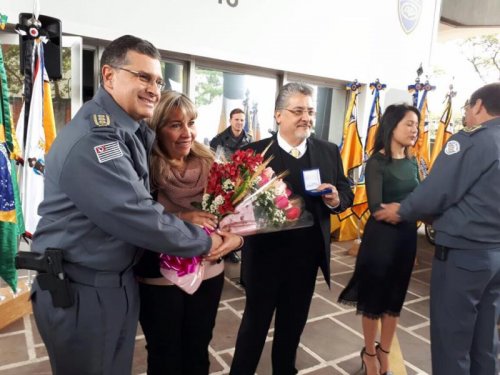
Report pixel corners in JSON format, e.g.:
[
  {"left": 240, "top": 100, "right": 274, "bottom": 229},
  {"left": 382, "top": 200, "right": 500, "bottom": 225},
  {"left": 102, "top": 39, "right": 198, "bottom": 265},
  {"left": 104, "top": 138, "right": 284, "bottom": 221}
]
[{"left": 16, "top": 39, "right": 56, "bottom": 237}]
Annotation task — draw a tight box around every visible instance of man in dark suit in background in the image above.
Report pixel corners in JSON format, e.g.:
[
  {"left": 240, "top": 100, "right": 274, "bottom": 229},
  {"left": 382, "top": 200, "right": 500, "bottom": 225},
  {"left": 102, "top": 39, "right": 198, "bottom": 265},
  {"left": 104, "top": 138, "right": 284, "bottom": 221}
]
[{"left": 230, "top": 82, "right": 354, "bottom": 374}]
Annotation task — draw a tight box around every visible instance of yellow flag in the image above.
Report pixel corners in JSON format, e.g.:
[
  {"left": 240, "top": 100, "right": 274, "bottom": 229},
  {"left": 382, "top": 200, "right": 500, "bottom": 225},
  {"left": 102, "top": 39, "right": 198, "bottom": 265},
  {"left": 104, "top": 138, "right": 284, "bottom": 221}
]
[
  {"left": 429, "top": 95, "right": 453, "bottom": 170},
  {"left": 340, "top": 90, "right": 363, "bottom": 176},
  {"left": 412, "top": 93, "right": 430, "bottom": 179},
  {"left": 365, "top": 82, "right": 384, "bottom": 157}
]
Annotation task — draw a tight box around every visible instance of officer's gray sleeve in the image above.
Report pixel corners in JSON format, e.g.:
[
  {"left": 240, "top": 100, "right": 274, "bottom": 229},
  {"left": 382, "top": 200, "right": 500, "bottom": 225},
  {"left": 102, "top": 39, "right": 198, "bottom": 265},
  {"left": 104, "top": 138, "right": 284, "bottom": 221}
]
[
  {"left": 59, "top": 129, "right": 211, "bottom": 257},
  {"left": 399, "top": 135, "right": 481, "bottom": 222}
]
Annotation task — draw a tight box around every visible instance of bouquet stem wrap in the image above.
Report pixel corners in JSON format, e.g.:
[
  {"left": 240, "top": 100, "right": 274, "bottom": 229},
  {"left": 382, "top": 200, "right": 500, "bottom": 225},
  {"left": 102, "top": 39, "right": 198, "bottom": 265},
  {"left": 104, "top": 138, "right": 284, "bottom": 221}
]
[{"left": 159, "top": 254, "right": 204, "bottom": 295}]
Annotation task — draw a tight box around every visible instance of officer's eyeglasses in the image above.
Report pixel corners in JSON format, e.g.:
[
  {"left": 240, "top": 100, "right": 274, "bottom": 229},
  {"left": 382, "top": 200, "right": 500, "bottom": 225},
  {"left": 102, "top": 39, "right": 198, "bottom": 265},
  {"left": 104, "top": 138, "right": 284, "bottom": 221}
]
[
  {"left": 284, "top": 108, "right": 316, "bottom": 117},
  {"left": 117, "top": 67, "right": 165, "bottom": 91},
  {"left": 461, "top": 100, "right": 470, "bottom": 116}
]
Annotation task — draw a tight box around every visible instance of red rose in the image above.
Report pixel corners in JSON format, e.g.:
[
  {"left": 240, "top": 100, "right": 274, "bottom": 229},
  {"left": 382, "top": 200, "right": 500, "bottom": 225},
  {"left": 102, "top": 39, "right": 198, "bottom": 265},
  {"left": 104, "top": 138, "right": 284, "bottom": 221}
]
[{"left": 285, "top": 207, "right": 301, "bottom": 220}]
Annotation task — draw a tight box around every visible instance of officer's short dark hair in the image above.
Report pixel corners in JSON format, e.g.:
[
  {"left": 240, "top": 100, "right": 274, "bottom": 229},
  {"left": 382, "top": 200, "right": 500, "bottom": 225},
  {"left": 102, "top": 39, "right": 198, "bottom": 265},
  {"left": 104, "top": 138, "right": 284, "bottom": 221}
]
[
  {"left": 469, "top": 82, "right": 500, "bottom": 116},
  {"left": 229, "top": 108, "right": 244, "bottom": 119},
  {"left": 374, "top": 104, "right": 420, "bottom": 161},
  {"left": 100, "top": 35, "right": 160, "bottom": 76}
]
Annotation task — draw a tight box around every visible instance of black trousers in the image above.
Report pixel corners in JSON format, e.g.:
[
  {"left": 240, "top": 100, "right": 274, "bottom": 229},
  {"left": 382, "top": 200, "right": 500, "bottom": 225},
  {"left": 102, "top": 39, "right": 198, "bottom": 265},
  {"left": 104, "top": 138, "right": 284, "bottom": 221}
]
[
  {"left": 139, "top": 272, "right": 224, "bottom": 375},
  {"left": 230, "top": 243, "right": 319, "bottom": 375}
]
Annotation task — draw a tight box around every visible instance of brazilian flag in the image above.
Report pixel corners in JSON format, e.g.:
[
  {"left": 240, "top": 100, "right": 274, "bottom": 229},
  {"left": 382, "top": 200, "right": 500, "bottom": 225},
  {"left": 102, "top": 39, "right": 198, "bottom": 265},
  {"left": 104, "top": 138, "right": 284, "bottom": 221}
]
[{"left": 0, "top": 46, "right": 25, "bottom": 292}]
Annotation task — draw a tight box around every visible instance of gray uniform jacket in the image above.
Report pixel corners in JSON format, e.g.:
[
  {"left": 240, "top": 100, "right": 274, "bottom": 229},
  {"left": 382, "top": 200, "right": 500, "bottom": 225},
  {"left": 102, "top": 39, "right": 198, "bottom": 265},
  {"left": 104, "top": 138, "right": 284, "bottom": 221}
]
[
  {"left": 399, "top": 117, "right": 500, "bottom": 250},
  {"left": 32, "top": 87, "right": 211, "bottom": 272}
]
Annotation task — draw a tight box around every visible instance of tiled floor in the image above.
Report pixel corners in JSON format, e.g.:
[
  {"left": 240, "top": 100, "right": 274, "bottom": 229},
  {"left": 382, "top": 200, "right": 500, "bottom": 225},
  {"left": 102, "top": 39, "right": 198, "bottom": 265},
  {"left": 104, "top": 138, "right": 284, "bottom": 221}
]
[{"left": 0, "top": 232, "right": 435, "bottom": 374}]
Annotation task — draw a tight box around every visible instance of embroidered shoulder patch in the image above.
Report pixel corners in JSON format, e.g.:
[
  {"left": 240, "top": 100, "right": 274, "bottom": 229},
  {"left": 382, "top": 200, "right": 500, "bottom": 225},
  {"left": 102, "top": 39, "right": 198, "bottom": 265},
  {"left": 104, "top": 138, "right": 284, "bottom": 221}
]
[
  {"left": 94, "top": 141, "right": 123, "bottom": 163},
  {"left": 93, "top": 114, "right": 111, "bottom": 127},
  {"left": 444, "top": 140, "right": 460, "bottom": 155}
]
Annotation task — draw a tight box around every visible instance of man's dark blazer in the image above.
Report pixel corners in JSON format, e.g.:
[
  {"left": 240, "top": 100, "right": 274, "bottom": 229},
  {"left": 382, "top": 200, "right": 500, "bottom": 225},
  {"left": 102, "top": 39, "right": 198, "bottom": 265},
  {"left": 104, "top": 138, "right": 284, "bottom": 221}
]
[{"left": 243, "top": 135, "right": 353, "bottom": 285}]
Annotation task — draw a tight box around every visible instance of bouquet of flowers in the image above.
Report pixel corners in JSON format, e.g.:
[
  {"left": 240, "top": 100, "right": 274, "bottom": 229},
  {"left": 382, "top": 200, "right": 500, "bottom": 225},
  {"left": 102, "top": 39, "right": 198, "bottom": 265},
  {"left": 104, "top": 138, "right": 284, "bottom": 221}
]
[
  {"left": 159, "top": 143, "right": 313, "bottom": 293},
  {"left": 201, "top": 144, "right": 312, "bottom": 234}
]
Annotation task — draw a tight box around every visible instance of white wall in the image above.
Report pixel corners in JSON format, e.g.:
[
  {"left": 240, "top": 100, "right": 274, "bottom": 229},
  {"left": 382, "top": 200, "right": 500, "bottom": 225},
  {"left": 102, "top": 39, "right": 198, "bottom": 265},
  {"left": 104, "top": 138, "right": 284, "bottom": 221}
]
[
  {"left": 3, "top": 0, "right": 441, "bottom": 89},
  {"left": 3, "top": 0, "right": 442, "bottom": 141}
]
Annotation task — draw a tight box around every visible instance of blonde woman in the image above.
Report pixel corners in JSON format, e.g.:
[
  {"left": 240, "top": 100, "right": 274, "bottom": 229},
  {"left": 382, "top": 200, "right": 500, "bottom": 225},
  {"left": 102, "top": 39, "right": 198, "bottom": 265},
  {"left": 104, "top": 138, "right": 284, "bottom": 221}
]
[{"left": 135, "top": 91, "right": 243, "bottom": 374}]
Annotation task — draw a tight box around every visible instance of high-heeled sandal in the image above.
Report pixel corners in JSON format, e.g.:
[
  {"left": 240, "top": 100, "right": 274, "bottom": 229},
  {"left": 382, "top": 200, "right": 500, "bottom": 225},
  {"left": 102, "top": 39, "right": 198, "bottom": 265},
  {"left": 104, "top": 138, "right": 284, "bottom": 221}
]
[
  {"left": 375, "top": 343, "right": 394, "bottom": 375},
  {"left": 360, "top": 347, "right": 378, "bottom": 375}
]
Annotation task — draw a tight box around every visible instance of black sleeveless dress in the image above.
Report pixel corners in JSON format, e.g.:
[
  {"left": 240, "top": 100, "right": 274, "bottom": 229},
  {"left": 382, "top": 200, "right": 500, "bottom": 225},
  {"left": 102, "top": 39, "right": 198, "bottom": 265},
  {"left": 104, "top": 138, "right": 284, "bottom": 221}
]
[{"left": 338, "top": 153, "right": 419, "bottom": 318}]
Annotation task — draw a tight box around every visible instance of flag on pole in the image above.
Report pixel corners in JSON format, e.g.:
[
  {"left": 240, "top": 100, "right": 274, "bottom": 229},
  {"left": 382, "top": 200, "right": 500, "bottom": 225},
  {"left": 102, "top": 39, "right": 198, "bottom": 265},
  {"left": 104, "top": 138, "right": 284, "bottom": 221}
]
[
  {"left": 16, "top": 38, "right": 56, "bottom": 237},
  {"left": 0, "top": 46, "right": 25, "bottom": 291},
  {"left": 339, "top": 83, "right": 363, "bottom": 178},
  {"left": 332, "top": 82, "right": 363, "bottom": 241},
  {"left": 364, "top": 80, "right": 385, "bottom": 157},
  {"left": 430, "top": 91, "right": 454, "bottom": 170},
  {"left": 252, "top": 103, "right": 261, "bottom": 141},
  {"left": 353, "top": 80, "right": 385, "bottom": 219},
  {"left": 243, "top": 91, "right": 253, "bottom": 137},
  {"left": 218, "top": 100, "right": 227, "bottom": 135},
  {"left": 331, "top": 81, "right": 386, "bottom": 241},
  {"left": 410, "top": 81, "right": 435, "bottom": 179}
]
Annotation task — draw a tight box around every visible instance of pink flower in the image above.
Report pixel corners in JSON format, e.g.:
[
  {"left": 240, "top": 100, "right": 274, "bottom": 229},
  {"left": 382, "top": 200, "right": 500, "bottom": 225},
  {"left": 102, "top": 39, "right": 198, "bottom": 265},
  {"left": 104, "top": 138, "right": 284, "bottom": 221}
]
[
  {"left": 285, "top": 188, "right": 292, "bottom": 197},
  {"left": 285, "top": 207, "right": 301, "bottom": 220},
  {"left": 274, "top": 195, "right": 289, "bottom": 209},
  {"left": 273, "top": 179, "right": 287, "bottom": 196},
  {"left": 262, "top": 167, "right": 274, "bottom": 179},
  {"left": 259, "top": 175, "right": 270, "bottom": 187}
]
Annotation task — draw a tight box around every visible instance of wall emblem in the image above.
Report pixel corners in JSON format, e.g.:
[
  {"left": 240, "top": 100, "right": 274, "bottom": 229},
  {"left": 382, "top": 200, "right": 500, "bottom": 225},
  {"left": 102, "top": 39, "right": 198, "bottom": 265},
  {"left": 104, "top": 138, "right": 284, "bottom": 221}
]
[{"left": 399, "top": 0, "right": 422, "bottom": 34}]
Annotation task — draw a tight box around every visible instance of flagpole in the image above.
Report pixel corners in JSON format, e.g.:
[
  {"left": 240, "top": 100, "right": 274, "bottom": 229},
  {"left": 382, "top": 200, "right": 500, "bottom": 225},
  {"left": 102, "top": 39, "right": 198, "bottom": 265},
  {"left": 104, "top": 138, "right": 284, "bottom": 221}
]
[{"left": 348, "top": 79, "right": 386, "bottom": 256}]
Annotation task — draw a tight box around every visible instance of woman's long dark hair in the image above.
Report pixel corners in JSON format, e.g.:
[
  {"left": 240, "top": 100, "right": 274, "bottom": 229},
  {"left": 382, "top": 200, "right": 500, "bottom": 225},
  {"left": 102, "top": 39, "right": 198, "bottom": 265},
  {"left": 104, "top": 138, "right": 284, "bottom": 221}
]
[{"left": 372, "top": 104, "right": 420, "bottom": 161}]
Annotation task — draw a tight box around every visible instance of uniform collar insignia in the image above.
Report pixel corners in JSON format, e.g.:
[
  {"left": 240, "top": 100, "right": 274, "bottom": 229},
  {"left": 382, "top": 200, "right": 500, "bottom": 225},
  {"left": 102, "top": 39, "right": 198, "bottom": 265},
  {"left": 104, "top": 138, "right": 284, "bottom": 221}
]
[
  {"left": 462, "top": 124, "right": 482, "bottom": 133},
  {"left": 93, "top": 114, "right": 111, "bottom": 127}
]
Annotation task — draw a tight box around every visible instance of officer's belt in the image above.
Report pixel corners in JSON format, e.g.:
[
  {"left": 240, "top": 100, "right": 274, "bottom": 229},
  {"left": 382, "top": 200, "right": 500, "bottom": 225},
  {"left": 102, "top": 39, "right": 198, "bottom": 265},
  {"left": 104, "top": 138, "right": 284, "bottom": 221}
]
[{"left": 63, "top": 263, "right": 134, "bottom": 288}]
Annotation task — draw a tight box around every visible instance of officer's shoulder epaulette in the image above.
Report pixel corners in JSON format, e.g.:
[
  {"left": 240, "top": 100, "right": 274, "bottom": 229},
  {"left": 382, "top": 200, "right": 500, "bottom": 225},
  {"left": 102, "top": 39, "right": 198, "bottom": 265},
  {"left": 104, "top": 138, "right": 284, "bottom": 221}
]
[
  {"left": 91, "top": 113, "right": 111, "bottom": 128},
  {"left": 460, "top": 125, "right": 484, "bottom": 136}
]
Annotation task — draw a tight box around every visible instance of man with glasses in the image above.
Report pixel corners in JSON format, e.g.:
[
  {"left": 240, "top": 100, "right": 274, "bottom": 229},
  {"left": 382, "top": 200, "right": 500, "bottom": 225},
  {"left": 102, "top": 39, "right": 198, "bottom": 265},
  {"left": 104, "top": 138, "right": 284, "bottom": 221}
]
[
  {"left": 231, "top": 82, "right": 353, "bottom": 374},
  {"left": 28, "top": 35, "right": 230, "bottom": 374},
  {"left": 374, "top": 82, "right": 500, "bottom": 375}
]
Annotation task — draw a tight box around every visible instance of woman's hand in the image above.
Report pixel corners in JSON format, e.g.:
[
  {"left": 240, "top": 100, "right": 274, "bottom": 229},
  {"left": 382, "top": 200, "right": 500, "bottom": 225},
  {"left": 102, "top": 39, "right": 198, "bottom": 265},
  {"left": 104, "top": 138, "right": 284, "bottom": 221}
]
[
  {"left": 205, "top": 230, "right": 244, "bottom": 262},
  {"left": 178, "top": 210, "right": 218, "bottom": 231}
]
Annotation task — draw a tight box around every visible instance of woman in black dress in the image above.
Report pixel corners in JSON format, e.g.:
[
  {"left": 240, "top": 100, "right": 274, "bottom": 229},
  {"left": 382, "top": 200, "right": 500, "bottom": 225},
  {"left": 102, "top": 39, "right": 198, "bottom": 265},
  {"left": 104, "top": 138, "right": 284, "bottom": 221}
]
[{"left": 338, "top": 104, "right": 420, "bottom": 375}]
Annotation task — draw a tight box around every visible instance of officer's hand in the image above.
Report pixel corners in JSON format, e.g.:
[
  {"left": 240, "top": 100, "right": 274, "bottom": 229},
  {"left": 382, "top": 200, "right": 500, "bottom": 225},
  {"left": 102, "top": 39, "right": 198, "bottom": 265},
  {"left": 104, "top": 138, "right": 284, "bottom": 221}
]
[
  {"left": 208, "top": 232, "right": 223, "bottom": 255},
  {"left": 318, "top": 183, "right": 340, "bottom": 208},
  {"left": 205, "top": 231, "right": 244, "bottom": 262},
  {"left": 178, "top": 210, "right": 218, "bottom": 231},
  {"left": 373, "top": 203, "right": 401, "bottom": 225}
]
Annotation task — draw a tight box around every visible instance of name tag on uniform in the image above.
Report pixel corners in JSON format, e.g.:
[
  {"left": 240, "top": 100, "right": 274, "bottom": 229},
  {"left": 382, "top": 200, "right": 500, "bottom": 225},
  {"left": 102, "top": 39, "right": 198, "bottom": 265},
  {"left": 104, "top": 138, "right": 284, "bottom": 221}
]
[{"left": 94, "top": 141, "right": 123, "bottom": 163}]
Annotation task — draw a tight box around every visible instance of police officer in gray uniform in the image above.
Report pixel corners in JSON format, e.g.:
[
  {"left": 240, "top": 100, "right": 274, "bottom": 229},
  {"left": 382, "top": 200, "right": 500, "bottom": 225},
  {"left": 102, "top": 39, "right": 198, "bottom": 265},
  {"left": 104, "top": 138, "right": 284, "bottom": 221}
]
[
  {"left": 374, "top": 82, "right": 500, "bottom": 375},
  {"left": 29, "top": 35, "right": 235, "bottom": 375}
]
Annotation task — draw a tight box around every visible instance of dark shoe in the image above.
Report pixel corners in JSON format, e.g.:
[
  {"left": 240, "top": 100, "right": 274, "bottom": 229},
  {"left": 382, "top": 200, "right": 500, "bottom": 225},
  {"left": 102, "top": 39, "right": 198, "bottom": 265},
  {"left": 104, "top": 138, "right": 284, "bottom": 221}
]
[
  {"left": 375, "top": 342, "right": 393, "bottom": 375},
  {"left": 225, "top": 252, "right": 240, "bottom": 263},
  {"left": 360, "top": 347, "right": 378, "bottom": 375}
]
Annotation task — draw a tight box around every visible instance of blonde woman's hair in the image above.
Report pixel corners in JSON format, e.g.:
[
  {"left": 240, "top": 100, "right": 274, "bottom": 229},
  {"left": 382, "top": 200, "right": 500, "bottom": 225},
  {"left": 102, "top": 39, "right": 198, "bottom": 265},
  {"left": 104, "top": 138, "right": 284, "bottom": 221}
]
[{"left": 149, "top": 90, "right": 214, "bottom": 190}]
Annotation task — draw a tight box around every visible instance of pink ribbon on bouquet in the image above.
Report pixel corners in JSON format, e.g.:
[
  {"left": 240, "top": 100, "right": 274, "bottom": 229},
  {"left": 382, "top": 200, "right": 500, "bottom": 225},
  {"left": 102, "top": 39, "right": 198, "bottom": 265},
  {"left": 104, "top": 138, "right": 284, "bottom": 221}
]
[
  {"left": 158, "top": 226, "right": 213, "bottom": 276},
  {"left": 159, "top": 254, "right": 202, "bottom": 276}
]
